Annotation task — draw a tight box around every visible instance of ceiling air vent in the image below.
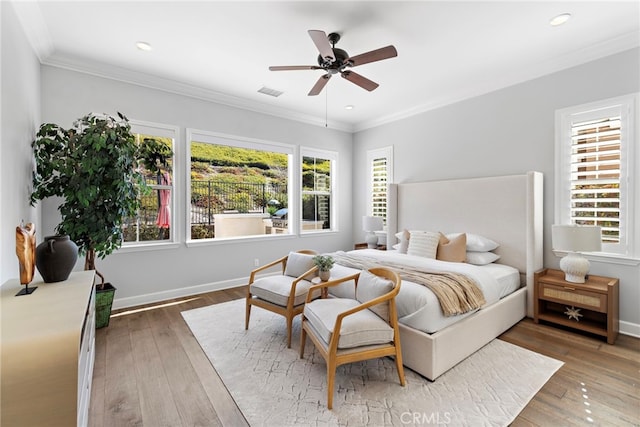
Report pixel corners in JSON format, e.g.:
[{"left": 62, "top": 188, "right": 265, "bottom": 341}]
[{"left": 258, "top": 86, "right": 284, "bottom": 97}]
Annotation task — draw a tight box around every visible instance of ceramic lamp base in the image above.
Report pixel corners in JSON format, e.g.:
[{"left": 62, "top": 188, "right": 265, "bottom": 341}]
[
  {"left": 365, "top": 232, "right": 378, "bottom": 249},
  {"left": 560, "top": 251, "right": 590, "bottom": 283}
]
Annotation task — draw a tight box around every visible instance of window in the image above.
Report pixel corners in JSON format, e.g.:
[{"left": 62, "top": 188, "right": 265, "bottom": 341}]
[
  {"left": 556, "top": 94, "right": 638, "bottom": 258},
  {"left": 366, "top": 146, "right": 393, "bottom": 223},
  {"left": 124, "top": 122, "right": 176, "bottom": 245},
  {"left": 301, "top": 148, "right": 336, "bottom": 233},
  {"left": 188, "top": 130, "right": 292, "bottom": 240}
]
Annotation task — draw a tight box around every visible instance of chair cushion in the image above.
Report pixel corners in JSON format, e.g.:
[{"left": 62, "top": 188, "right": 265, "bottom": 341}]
[
  {"left": 251, "top": 275, "right": 314, "bottom": 306},
  {"left": 325, "top": 265, "right": 358, "bottom": 299},
  {"left": 284, "top": 252, "right": 315, "bottom": 278},
  {"left": 304, "top": 298, "right": 394, "bottom": 349},
  {"left": 356, "top": 270, "right": 394, "bottom": 321}
]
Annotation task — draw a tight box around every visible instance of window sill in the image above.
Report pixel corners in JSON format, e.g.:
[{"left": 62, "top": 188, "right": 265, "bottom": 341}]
[
  {"left": 186, "top": 233, "right": 296, "bottom": 248},
  {"left": 553, "top": 250, "right": 640, "bottom": 266},
  {"left": 118, "top": 242, "right": 181, "bottom": 253}
]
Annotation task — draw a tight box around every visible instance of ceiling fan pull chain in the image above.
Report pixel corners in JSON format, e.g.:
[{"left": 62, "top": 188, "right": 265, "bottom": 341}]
[{"left": 325, "top": 85, "right": 328, "bottom": 128}]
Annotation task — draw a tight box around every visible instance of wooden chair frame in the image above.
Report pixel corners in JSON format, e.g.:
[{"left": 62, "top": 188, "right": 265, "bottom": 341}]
[
  {"left": 300, "top": 268, "right": 406, "bottom": 409},
  {"left": 245, "top": 250, "right": 318, "bottom": 348}
]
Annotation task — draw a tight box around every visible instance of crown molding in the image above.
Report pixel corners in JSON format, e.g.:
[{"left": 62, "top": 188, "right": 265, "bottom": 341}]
[
  {"left": 10, "top": 0, "right": 54, "bottom": 62},
  {"left": 355, "top": 31, "right": 640, "bottom": 132},
  {"left": 42, "top": 54, "right": 354, "bottom": 133}
]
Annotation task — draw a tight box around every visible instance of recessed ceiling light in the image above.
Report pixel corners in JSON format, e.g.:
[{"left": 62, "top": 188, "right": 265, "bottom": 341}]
[
  {"left": 136, "top": 41, "right": 152, "bottom": 52},
  {"left": 550, "top": 13, "right": 571, "bottom": 27},
  {"left": 345, "top": 105, "right": 354, "bottom": 110}
]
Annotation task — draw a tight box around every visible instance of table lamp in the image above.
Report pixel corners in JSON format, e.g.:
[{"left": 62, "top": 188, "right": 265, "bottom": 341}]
[
  {"left": 552, "top": 224, "right": 602, "bottom": 283},
  {"left": 362, "top": 216, "right": 383, "bottom": 249}
]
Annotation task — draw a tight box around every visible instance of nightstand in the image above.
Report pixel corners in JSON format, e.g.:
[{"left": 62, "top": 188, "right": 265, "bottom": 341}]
[
  {"left": 534, "top": 268, "right": 619, "bottom": 344},
  {"left": 354, "top": 242, "right": 386, "bottom": 250}
]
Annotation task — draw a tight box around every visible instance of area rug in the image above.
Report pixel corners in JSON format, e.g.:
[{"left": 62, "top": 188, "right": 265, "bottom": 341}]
[{"left": 182, "top": 299, "right": 563, "bottom": 426}]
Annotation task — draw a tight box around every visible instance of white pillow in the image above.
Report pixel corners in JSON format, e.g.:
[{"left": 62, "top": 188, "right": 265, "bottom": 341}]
[
  {"left": 356, "top": 270, "right": 394, "bottom": 321},
  {"left": 407, "top": 231, "right": 440, "bottom": 259},
  {"left": 465, "top": 251, "right": 500, "bottom": 265},
  {"left": 394, "top": 230, "right": 410, "bottom": 254},
  {"left": 284, "top": 252, "right": 315, "bottom": 277},
  {"left": 447, "top": 233, "right": 499, "bottom": 252}
]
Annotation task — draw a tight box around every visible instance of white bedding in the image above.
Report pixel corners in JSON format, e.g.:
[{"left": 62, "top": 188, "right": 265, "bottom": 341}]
[{"left": 328, "top": 249, "right": 522, "bottom": 334}]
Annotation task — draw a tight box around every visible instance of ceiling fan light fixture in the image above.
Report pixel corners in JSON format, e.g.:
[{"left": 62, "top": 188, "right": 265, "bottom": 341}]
[
  {"left": 550, "top": 13, "right": 572, "bottom": 27},
  {"left": 135, "top": 41, "right": 152, "bottom": 51}
]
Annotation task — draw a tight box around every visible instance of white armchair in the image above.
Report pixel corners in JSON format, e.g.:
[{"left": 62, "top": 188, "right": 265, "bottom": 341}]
[
  {"left": 245, "top": 250, "right": 318, "bottom": 348},
  {"left": 300, "top": 267, "right": 406, "bottom": 409}
]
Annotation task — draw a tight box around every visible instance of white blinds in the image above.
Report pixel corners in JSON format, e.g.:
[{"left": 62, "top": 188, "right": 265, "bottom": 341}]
[
  {"left": 570, "top": 115, "right": 621, "bottom": 243},
  {"left": 371, "top": 156, "right": 388, "bottom": 221}
]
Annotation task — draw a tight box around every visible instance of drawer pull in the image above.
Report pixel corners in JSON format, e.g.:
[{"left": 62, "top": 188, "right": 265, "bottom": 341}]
[{"left": 563, "top": 286, "right": 575, "bottom": 291}]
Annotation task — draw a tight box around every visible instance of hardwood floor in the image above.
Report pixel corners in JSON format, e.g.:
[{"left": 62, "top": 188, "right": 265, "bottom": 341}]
[{"left": 89, "top": 288, "right": 640, "bottom": 426}]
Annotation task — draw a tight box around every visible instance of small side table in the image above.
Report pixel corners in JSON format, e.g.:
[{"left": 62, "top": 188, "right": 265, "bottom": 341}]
[
  {"left": 534, "top": 268, "right": 619, "bottom": 344},
  {"left": 354, "top": 243, "right": 387, "bottom": 250}
]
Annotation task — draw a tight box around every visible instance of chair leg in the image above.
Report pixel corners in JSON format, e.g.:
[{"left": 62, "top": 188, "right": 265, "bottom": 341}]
[
  {"left": 286, "top": 315, "right": 293, "bottom": 348},
  {"left": 299, "top": 323, "right": 307, "bottom": 359},
  {"left": 395, "top": 354, "right": 406, "bottom": 386},
  {"left": 245, "top": 297, "right": 251, "bottom": 330},
  {"left": 327, "top": 361, "right": 336, "bottom": 410}
]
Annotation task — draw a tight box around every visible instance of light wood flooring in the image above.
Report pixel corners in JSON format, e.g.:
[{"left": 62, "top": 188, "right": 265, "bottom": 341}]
[{"left": 89, "top": 287, "right": 640, "bottom": 426}]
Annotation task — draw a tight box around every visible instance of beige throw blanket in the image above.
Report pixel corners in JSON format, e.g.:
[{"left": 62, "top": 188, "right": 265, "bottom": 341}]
[{"left": 331, "top": 251, "right": 486, "bottom": 317}]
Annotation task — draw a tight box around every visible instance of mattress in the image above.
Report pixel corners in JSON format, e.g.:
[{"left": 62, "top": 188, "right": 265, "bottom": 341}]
[{"left": 328, "top": 249, "right": 522, "bottom": 334}]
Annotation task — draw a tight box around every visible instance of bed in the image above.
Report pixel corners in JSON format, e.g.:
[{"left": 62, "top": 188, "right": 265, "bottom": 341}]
[{"left": 333, "top": 172, "right": 543, "bottom": 380}]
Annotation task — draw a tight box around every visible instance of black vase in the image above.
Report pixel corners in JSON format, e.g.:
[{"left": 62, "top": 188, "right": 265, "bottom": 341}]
[{"left": 36, "top": 235, "right": 78, "bottom": 283}]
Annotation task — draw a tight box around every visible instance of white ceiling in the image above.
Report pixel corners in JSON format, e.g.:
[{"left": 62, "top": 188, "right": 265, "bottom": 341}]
[{"left": 13, "top": 1, "right": 640, "bottom": 132}]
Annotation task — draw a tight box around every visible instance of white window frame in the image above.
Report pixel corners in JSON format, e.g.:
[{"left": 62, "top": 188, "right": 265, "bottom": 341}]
[
  {"left": 555, "top": 93, "right": 639, "bottom": 264},
  {"left": 186, "top": 129, "right": 294, "bottom": 246},
  {"left": 366, "top": 146, "right": 394, "bottom": 222},
  {"left": 300, "top": 147, "right": 338, "bottom": 234},
  {"left": 121, "top": 120, "right": 179, "bottom": 252}
]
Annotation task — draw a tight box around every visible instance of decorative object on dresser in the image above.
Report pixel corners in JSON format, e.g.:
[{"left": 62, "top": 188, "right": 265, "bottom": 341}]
[
  {"left": 362, "top": 215, "right": 384, "bottom": 249},
  {"left": 534, "top": 268, "right": 619, "bottom": 344},
  {"left": 551, "top": 224, "right": 602, "bottom": 283},
  {"left": 35, "top": 234, "right": 78, "bottom": 283},
  {"left": 312, "top": 254, "right": 334, "bottom": 281},
  {"left": 0, "top": 271, "right": 96, "bottom": 426},
  {"left": 15, "top": 222, "right": 37, "bottom": 296}
]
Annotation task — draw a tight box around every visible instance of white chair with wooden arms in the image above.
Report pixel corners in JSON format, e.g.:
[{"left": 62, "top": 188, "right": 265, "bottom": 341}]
[
  {"left": 300, "top": 267, "right": 406, "bottom": 409},
  {"left": 245, "top": 250, "right": 318, "bottom": 348}
]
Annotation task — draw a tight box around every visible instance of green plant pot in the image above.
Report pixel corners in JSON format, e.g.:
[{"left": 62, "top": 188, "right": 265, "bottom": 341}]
[{"left": 95, "top": 283, "right": 116, "bottom": 329}]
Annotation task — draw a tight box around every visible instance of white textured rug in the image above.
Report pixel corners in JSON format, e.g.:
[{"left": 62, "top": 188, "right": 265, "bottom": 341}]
[{"left": 182, "top": 299, "right": 563, "bottom": 427}]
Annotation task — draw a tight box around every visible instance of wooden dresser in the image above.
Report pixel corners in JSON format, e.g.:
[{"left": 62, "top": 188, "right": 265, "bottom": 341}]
[{"left": 1, "top": 270, "right": 96, "bottom": 426}]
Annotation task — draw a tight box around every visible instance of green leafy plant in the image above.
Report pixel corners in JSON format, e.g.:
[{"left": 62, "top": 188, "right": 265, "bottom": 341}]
[
  {"left": 312, "top": 255, "right": 335, "bottom": 272},
  {"left": 30, "top": 112, "right": 146, "bottom": 287}
]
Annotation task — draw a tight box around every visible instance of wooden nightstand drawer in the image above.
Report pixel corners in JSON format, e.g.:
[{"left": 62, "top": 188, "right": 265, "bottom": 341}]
[{"left": 539, "top": 283, "right": 606, "bottom": 312}]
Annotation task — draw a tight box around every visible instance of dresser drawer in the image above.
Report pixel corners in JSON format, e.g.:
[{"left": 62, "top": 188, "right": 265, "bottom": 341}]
[{"left": 538, "top": 282, "right": 606, "bottom": 312}]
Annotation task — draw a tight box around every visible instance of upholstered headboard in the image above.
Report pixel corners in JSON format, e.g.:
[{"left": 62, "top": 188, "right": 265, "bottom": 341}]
[{"left": 386, "top": 171, "right": 543, "bottom": 317}]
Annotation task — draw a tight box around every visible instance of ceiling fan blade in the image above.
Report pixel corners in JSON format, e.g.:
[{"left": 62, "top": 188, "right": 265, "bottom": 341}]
[
  {"left": 347, "top": 45, "right": 397, "bottom": 67},
  {"left": 341, "top": 70, "right": 379, "bottom": 92},
  {"left": 269, "top": 65, "right": 323, "bottom": 71},
  {"left": 308, "top": 30, "right": 335, "bottom": 63},
  {"left": 308, "top": 74, "right": 331, "bottom": 96}
]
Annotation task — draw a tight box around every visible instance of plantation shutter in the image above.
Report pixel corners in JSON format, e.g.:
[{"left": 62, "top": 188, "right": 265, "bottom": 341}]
[
  {"left": 570, "top": 115, "right": 621, "bottom": 243},
  {"left": 371, "top": 156, "right": 388, "bottom": 221}
]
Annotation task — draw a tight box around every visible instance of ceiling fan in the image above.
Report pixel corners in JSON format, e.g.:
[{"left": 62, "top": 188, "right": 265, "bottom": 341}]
[{"left": 269, "top": 30, "right": 397, "bottom": 96}]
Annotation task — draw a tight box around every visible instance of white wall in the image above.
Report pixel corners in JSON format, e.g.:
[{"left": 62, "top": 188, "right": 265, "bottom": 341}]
[
  {"left": 0, "top": 2, "right": 40, "bottom": 284},
  {"left": 39, "top": 66, "right": 353, "bottom": 307},
  {"left": 353, "top": 48, "right": 640, "bottom": 335}
]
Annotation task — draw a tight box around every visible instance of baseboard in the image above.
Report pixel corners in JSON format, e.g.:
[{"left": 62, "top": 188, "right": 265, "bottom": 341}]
[
  {"left": 620, "top": 320, "right": 640, "bottom": 338},
  {"left": 111, "top": 277, "right": 246, "bottom": 310}
]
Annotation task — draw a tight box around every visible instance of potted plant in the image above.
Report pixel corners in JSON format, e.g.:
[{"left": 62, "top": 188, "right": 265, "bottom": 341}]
[
  {"left": 313, "top": 255, "right": 335, "bottom": 281},
  {"left": 30, "top": 112, "right": 147, "bottom": 328}
]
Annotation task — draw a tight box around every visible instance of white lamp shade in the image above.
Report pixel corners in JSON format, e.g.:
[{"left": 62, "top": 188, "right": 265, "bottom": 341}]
[
  {"left": 552, "top": 225, "right": 602, "bottom": 253},
  {"left": 362, "top": 216, "right": 383, "bottom": 232}
]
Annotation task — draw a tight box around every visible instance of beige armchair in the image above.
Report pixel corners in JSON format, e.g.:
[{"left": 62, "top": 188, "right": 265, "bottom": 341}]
[
  {"left": 300, "top": 267, "right": 406, "bottom": 409},
  {"left": 245, "top": 250, "right": 318, "bottom": 348}
]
